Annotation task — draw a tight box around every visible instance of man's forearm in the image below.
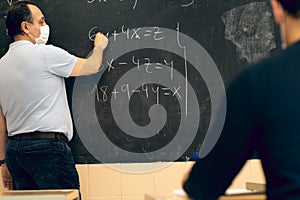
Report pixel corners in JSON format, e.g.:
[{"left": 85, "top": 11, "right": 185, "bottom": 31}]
[
  {"left": 77, "top": 45, "right": 105, "bottom": 76},
  {"left": 70, "top": 32, "right": 108, "bottom": 77},
  {"left": 0, "top": 109, "right": 7, "bottom": 160},
  {"left": 0, "top": 132, "right": 7, "bottom": 161}
]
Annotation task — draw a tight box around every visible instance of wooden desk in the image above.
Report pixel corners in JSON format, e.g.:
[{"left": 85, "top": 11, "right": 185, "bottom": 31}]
[
  {"left": 145, "top": 193, "right": 266, "bottom": 200},
  {"left": 246, "top": 182, "right": 266, "bottom": 192},
  {"left": 0, "top": 189, "right": 79, "bottom": 200}
]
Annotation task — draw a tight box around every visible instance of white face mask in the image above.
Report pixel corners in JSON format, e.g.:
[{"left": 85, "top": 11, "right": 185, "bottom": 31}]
[{"left": 35, "top": 25, "right": 50, "bottom": 44}]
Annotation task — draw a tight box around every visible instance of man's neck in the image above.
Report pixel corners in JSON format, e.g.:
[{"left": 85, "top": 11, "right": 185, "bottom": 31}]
[{"left": 13, "top": 35, "right": 33, "bottom": 43}]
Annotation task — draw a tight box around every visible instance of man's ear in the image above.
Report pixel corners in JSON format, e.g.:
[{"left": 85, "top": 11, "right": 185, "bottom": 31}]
[
  {"left": 20, "top": 21, "right": 30, "bottom": 34},
  {"left": 270, "top": 0, "right": 285, "bottom": 24}
]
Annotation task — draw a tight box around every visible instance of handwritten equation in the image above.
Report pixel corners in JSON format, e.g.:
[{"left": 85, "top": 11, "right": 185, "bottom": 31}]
[
  {"left": 86, "top": 0, "right": 196, "bottom": 9},
  {"left": 96, "top": 83, "right": 182, "bottom": 104},
  {"left": 89, "top": 26, "right": 165, "bottom": 42},
  {"left": 89, "top": 23, "right": 190, "bottom": 116},
  {"left": 94, "top": 55, "right": 183, "bottom": 103},
  {"left": 106, "top": 56, "right": 174, "bottom": 75},
  {"left": 5, "top": 0, "right": 201, "bottom": 9}
]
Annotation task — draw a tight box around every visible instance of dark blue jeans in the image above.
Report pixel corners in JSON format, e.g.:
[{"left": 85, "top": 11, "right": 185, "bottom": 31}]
[{"left": 6, "top": 138, "right": 80, "bottom": 190}]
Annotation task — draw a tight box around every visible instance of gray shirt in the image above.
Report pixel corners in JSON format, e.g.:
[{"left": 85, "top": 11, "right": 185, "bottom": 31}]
[{"left": 0, "top": 40, "right": 77, "bottom": 141}]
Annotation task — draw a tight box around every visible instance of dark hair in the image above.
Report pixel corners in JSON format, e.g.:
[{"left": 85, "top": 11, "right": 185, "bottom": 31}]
[
  {"left": 278, "top": 0, "right": 300, "bottom": 18},
  {"left": 5, "top": 1, "right": 38, "bottom": 37}
]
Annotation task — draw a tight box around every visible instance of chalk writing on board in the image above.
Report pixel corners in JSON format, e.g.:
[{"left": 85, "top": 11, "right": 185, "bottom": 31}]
[
  {"left": 87, "top": 0, "right": 138, "bottom": 9},
  {"left": 221, "top": 2, "right": 276, "bottom": 63},
  {"left": 72, "top": 26, "right": 227, "bottom": 171},
  {"left": 181, "top": 0, "right": 195, "bottom": 7},
  {"left": 6, "top": 0, "right": 12, "bottom": 6},
  {"left": 105, "top": 57, "right": 174, "bottom": 75},
  {"left": 96, "top": 84, "right": 182, "bottom": 103},
  {"left": 89, "top": 23, "right": 188, "bottom": 114},
  {"left": 89, "top": 25, "right": 165, "bottom": 42},
  {"left": 86, "top": 0, "right": 195, "bottom": 9},
  {"left": 176, "top": 22, "right": 188, "bottom": 117},
  {"left": 4, "top": 0, "right": 65, "bottom": 15}
]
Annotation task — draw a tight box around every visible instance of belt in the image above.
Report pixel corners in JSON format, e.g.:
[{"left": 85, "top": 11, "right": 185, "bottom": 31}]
[{"left": 9, "top": 131, "right": 68, "bottom": 142}]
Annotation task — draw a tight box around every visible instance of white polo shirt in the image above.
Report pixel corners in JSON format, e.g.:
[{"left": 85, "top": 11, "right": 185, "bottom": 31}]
[{"left": 0, "top": 40, "right": 77, "bottom": 141}]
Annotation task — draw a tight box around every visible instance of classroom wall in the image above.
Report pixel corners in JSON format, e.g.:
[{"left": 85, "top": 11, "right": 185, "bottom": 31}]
[{"left": 0, "top": 159, "right": 265, "bottom": 200}]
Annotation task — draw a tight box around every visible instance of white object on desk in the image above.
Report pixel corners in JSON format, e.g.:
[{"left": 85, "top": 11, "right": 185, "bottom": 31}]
[
  {"left": 225, "top": 189, "right": 255, "bottom": 195},
  {"left": 173, "top": 189, "right": 188, "bottom": 197},
  {"left": 173, "top": 188, "right": 256, "bottom": 197}
]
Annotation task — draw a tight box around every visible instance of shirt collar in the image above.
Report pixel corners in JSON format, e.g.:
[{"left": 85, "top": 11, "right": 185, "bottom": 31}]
[{"left": 9, "top": 40, "right": 33, "bottom": 50}]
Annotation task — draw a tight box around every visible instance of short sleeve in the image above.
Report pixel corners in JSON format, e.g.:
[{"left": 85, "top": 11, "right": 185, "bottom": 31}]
[{"left": 44, "top": 45, "right": 77, "bottom": 77}]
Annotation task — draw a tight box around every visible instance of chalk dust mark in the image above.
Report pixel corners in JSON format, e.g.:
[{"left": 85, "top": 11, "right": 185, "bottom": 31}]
[
  {"left": 221, "top": 2, "right": 276, "bottom": 63},
  {"left": 43, "top": 0, "right": 65, "bottom": 15}
]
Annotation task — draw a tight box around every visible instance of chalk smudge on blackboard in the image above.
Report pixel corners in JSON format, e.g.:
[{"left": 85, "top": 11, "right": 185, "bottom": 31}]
[
  {"left": 43, "top": 0, "right": 65, "bottom": 15},
  {"left": 221, "top": 2, "right": 276, "bottom": 63}
]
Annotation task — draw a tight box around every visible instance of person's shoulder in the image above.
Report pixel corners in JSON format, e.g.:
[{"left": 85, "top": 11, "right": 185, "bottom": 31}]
[
  {"left": 36, "top": 44, "right": 57, "bottom": 49},
  {"left": 37, "top": 44, "right": 73, "bottom": 57},
  {"left": 254, "top": 44, "right": 300, "bottom": 76},
  {"left": 41, "top": 44, "right": 73, "bottom": 54},
  {"left": 228, "top": 48, "right": 284, "bottom": 88},
  {"left": 244, "top": 47, "right": 286, "bottom": 75}
]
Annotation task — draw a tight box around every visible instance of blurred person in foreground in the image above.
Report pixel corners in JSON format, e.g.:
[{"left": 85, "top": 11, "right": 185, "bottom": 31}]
[{"left": 183, "top": 0, "right": 300, "bottom": 199}]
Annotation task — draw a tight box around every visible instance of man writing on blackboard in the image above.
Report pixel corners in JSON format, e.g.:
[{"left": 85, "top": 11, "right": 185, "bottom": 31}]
[
  {"left": 183, "top": 0, "right": 300, "bottom": 199},
  {"left": 0, "top": 1, "right": 108, "bottom": 190}
]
